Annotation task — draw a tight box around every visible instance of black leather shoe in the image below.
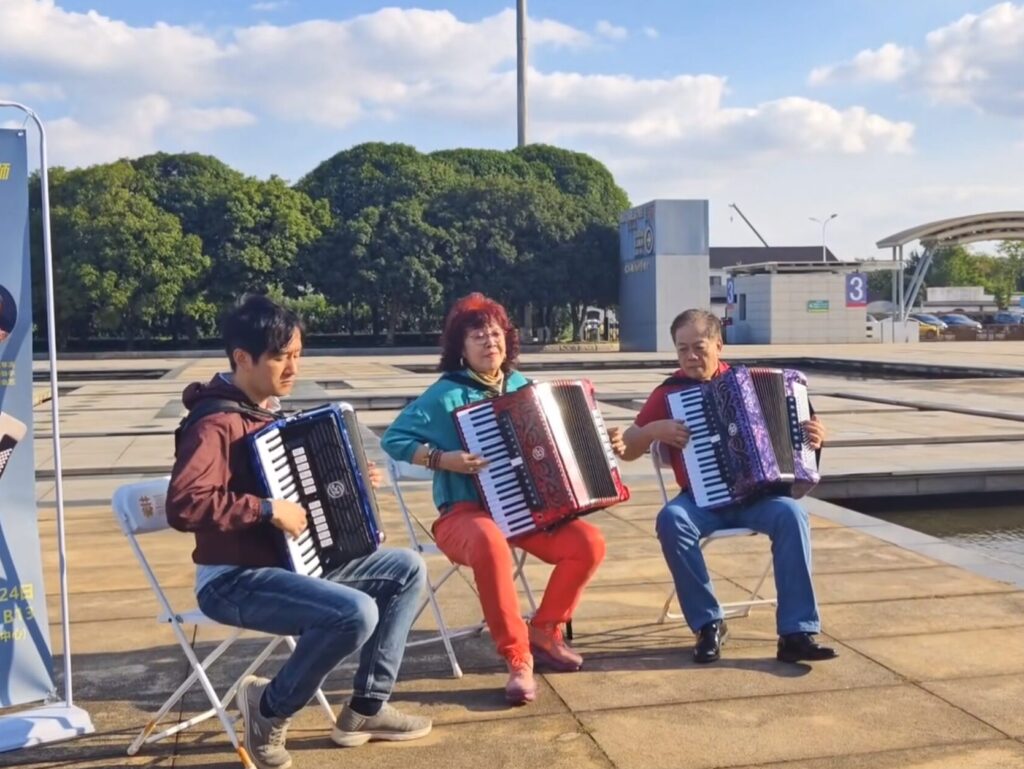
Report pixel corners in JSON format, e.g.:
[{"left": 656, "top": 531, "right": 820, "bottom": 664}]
[
  {"left": 776, "top": 633, "right": 838, "bottom": 663},
  {"left": 693, "top": 620, "right": 728, "bottom": 664}
]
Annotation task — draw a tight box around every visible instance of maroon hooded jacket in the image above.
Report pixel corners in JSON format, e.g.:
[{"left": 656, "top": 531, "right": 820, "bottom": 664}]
[{"left": 166, "top": 374, "right": 284, "bottom": 567}]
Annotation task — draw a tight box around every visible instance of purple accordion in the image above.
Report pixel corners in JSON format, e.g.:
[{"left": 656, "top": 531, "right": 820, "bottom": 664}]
[{"left": 665, "top": 366, "right": 820, "bottom": 509}]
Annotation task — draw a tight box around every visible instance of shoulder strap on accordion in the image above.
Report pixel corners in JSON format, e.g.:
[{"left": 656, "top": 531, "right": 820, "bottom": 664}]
[
  {"left": 660, "top": 375, "right": 698, "bottom": 388},
  {"left": 442, "top": 371, "right": 528, "bottom": 396},
  {"left": 173, "top": 398, "right": 276, "bottom": 458}
]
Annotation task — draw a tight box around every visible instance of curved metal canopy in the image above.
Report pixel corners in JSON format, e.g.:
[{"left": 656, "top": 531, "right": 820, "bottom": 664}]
[{"left": 876, "top": 211, "right": 1024, "bottom": 249}]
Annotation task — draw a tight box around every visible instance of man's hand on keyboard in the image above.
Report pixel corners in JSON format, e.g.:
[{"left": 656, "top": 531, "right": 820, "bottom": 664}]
[
  {"left": 646, "top": 419, "right": 691, "bottom": 449},
  {"left": 366, "top": 461, "right": 383, "bottom": 488},
  {"left": 270, "top": 499, "right": 308, "bottom": 538}
]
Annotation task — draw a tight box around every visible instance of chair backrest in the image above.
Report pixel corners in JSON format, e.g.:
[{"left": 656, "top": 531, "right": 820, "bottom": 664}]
[
  {"left": 113, "top": 476, "right": 173, "bottom": 536},
  {"left": 112, "top": 476, "right": 184, "bottom": 620},
  {"left": 387, "top": 457, "right": 436, "bottom": 553}
]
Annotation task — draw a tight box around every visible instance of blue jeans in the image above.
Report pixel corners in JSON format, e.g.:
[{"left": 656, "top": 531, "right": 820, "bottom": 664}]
[
  {"left": 655, "top": 492, "right": 821, "bottom": 636},
  {"left": 197, "top": 548, "right": 426, "bottom": 718}
]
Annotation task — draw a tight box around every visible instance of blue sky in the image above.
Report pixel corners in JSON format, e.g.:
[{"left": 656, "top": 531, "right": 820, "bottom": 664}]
[{"left": 2, "top": 1, "right": 1022, "bottom": 259}]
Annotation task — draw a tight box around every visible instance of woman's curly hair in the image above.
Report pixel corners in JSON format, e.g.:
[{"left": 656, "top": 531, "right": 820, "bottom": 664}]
[{"left": 439, "top": 292, "right": 520, "bottom": 373}]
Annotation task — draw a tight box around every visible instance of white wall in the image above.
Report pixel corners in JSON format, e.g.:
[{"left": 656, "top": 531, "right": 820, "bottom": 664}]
[{"left": 730, "top": 272, "right": 867, "bottom": 344}]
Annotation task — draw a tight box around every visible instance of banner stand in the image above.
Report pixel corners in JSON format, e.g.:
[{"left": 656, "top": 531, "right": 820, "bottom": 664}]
[{"left": 0, "top": 102, "right": 94, "bottom": 751}]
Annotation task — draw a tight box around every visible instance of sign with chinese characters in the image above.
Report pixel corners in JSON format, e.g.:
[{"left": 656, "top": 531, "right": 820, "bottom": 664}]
[
  {"left": 807, "top": 300, "right": 830, "bottom": 313},
  {"left": 0, "top": 128, "right": 55, "bottom": 707},
  {"left": 618, "top": 202, "right": 655, "bottom": 260},
  {"left": 845, "top": 273, "right": 868, "bottom": 308}
]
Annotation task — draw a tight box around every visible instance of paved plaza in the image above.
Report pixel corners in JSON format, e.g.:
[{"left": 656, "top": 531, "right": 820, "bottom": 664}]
[{"left": 9, "top": 341, "right": 1024, "bottom": 768}]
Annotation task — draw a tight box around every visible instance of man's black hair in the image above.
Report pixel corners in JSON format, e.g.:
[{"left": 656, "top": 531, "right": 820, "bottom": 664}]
[{"left": 221, "top": 295, "right": 303, "bottom": 370}]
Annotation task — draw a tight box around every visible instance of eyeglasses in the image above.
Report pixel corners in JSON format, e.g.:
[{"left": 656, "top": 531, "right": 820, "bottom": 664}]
[{"left": 467, "top": 329, "right": 504, "bottom": 345}]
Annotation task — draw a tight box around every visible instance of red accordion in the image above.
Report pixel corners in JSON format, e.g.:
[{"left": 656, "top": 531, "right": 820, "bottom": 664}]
[{"left": 454, "top": 379, "right": 630, "bottom": 538}]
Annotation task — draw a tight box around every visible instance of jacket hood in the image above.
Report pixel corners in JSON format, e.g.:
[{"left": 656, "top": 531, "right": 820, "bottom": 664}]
[{"left": 182, "top": 373, "right": 263, "bottom": 412}]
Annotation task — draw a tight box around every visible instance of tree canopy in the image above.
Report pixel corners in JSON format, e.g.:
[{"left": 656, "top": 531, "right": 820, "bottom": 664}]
[{"left": 31, "top": 142, "right": 636, "bottom": 348}]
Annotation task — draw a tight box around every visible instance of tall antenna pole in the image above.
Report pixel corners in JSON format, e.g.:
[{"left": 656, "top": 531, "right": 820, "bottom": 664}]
[{"left": 517, "top": 0, "right": 528, "bottom": 147}]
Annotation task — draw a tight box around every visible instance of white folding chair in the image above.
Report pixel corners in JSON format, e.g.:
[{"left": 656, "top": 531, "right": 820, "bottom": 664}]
[
  {"left": 388, "top": 457, "right": 538, "bottom": 678},
  {"left": 112, "top": 477, "right": 335, "bottom": 769},
  {"left": 650, "top": 442, "right": 776, "bottom": 624}
]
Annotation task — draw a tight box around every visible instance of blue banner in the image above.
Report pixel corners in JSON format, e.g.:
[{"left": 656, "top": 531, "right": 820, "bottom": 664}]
[{"left": 0, "top": 128, "right": 55, "bottom": 707}]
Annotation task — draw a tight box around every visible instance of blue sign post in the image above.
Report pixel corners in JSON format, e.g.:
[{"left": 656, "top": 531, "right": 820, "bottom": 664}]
[{"left": 0, "top": 105, "right": 93, "bottom": 753}]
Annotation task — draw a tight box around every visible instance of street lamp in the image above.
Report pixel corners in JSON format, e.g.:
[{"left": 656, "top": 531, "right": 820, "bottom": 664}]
[{"left": 809, "top": 213, "right": 837, "bottom": 263}]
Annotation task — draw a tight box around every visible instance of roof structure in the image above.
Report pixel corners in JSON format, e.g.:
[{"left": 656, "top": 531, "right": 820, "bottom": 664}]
[
  {"left": 709, "top": 246, "right": 837, "bottom": 269},
  {"left": 726, "top": 260, "right": 895, "bottom": 276},
  {"left": 876, "top": 211, "right": 1024, "bottom": 249}
]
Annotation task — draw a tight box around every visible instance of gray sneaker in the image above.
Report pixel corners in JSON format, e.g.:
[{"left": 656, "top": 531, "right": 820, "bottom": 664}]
[
  {"left": 237, "top": 675, "right": 293, "bottom": 769},
  {"left": 331, "top": 701, "right": 433, "bottom": 747}
]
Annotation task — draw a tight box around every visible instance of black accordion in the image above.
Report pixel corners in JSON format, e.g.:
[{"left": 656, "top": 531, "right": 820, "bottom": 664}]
[{"left": 250, "top": 403, "right": 384, "bottom": 577}]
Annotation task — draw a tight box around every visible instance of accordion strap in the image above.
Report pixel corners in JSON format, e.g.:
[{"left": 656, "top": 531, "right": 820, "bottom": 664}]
[
  {"left": 660, "top": 375, "right": 699, "bottom": 388},
  {"left": 443, "top": 371, "right": 531, "bottom": 397},
  {"left": 174, "top": 398, "right": 277, "bottom": 457}
]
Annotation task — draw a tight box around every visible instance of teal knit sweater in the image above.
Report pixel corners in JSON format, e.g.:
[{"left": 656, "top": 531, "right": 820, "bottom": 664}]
[{"left": 381, "top": 370, "right": 531, "bottom": 511}]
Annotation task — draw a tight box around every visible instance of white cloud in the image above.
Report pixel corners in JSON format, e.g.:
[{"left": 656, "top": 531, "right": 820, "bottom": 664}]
[
  {"left": 642, "top": 26, "right": 659, "bottom": 39},
  {"left": 528, "top": 74, "right": 913, "bottom": 156},
  {"left": 809, "top": 43, "right": 913, "bottom": 85},
  {"left": 250, "top": 1, "right": 287, "bottom": 10},
  {"left": 595, "top": 20, "right": 628, "bottom": 40},
  {"left": 0, "top": 0, "right": 912, "bottom": 177},
  {"left": 810, "top": 2, "right": 1024, "bottom": 116}
]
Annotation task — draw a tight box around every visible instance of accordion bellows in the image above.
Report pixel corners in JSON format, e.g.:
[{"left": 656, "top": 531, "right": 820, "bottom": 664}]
[{"left": 666, "top": 366, "right": 820, "bottom": 509}]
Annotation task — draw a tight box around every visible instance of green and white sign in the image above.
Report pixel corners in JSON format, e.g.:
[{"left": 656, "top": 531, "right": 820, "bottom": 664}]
[{"left": 806, "top": 300, "right": 830, "bottom": 313}]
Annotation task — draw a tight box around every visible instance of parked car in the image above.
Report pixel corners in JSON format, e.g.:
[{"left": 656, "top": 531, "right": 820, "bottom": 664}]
[
  {"left": 912, "top": 319, "right": 943, "bottom": 339},
  {"left": 909, "top": 312, "right": 949, "bottom": 331},
  {"left": 939, "top": 313, "right": 983, "bottom": 330},
  {"left": 991, "top": 311, "right": 1024, "bottom": 325}
]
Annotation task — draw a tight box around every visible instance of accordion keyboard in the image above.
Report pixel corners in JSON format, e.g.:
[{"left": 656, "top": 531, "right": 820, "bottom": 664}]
[
  {"left": 668, "top": 388, "right": 733, "bottom": 508},
  {"left": 252, "top": 432, "right": 329, "bottom": 578},
  {"left": 455, "top": 401, "right": 540, "bottom": 538}
]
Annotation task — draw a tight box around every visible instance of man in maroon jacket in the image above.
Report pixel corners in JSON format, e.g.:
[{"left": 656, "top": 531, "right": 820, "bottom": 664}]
[
  {"left": 611, "top": 309, "right": 836, "bottom": 667},
  {"left": 167, "top": 295, "right": 430, "bottom": 769}
]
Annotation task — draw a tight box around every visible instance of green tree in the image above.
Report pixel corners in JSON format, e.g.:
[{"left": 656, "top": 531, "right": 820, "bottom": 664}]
[
  {"left": 313, "top": 201, "right": 447, "bottom": 344},
  {"left": 132, "top": 153, "right": 332, "bottom": 330},
  {"left": 428, "top": 176, "right": 581, "bottom": 318},
  {"left": 297, "top": 143, "right": 455, "bottom": 222},
  {"left": 514, "top": 144, "right": 630, "bottom": 223},
  {"left": 38, "top": 161, "right": 208, "bottom": 347}
]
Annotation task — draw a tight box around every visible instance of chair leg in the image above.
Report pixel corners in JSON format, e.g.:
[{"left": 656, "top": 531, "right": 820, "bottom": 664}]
[
  {"left": 161, "top": 622, "right": 246, "bottom": 759},
  {"left": 658, "top": 587, "right": 682, "bottom": 624},
  {"left": 512, "top": 548, "right": 538, "bottom": 615},
  {"left": 127, "top": 628, "right": 248, "bottom": 755},
  {"left": 423, "top": 579, "right": 464, "bottom": 679},
  {"left": 219, "top": 636, "right": 287, "bottom": 709}
]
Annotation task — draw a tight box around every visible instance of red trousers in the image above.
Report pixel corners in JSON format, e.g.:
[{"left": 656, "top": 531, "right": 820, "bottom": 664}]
[{"left": 433, "top": 503, "right": 606, "bottom": 663}]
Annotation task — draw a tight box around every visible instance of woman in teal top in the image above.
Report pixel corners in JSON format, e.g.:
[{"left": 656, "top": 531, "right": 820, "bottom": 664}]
[{"left": 382, "top": 293, "right": 606, "bottom": 706}]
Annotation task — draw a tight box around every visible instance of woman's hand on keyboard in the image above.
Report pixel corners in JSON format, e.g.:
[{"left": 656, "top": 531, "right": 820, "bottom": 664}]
[
  {"left": 439, "top": 451, "right": 490, "bottom": 475},
  {"left": 270, "top": 499, "right": 308, "bottom": 538}
]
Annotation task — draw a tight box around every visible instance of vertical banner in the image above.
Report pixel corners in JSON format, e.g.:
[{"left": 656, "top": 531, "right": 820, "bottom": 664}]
[{"left": 0, "top": 128, "right": 55, "bottom": 707}]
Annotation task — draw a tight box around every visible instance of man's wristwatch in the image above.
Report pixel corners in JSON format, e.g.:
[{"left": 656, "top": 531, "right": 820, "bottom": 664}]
[{"left": 259, "top": 498, "right": 274, "bottom": 523}]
